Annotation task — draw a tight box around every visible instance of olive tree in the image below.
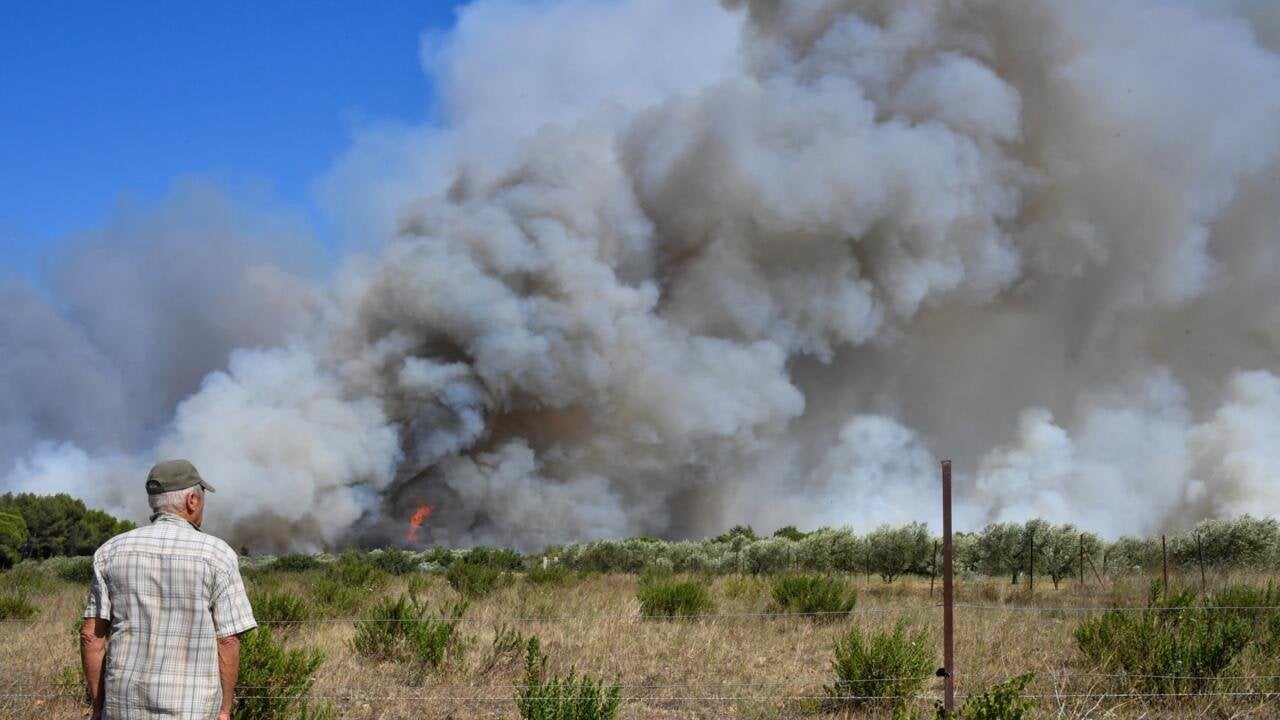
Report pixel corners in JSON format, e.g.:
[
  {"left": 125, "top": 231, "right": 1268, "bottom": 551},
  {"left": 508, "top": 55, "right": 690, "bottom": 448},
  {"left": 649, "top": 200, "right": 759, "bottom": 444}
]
[{"left": 866, "top": 522, "right": 930, "bottom": 583}]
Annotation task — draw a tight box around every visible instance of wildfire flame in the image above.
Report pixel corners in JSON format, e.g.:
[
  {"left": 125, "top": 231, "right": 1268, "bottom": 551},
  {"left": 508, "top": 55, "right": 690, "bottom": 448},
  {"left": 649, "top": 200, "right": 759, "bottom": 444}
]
[{"left": 405, "top": 502, "right": 435, "bottom": 543}]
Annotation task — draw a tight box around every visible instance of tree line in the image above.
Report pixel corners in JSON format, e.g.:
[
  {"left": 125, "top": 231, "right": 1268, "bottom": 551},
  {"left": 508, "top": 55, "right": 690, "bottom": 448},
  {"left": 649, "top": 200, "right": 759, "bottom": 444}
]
[
  {"left": 2, "top": 490, "right": 1278, "bottom": 584},
  {"left": 0, "top": 493, "right": 136, "bottom": 567},
  {"left": 545, "top": 516, "right": 1280, "bottom": 582}
]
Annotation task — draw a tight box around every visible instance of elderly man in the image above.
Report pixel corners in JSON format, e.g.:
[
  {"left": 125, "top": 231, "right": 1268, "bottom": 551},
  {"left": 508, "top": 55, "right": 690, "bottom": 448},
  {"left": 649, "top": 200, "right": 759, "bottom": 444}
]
[{"left": 80, "top": 460, "right": 257, "bottom": 720}]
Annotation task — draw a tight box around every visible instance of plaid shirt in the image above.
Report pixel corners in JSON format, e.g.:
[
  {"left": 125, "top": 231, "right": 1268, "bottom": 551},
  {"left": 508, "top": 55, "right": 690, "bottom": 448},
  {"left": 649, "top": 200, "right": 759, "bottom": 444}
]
[{"left": 84, "top": 512, "right": 257, "bottom": 719}]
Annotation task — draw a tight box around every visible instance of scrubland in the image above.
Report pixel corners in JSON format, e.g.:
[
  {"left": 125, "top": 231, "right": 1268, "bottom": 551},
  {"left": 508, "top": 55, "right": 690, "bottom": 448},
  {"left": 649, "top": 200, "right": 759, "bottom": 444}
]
[{"left": 2, "top": 556, "right": 1278, "bottom": 720}]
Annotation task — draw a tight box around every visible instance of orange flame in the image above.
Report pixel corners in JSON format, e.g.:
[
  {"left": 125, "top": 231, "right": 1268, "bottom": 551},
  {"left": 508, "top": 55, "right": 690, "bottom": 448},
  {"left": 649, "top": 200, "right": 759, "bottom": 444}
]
[{"left": 405, "top": 502, "right": 435, "bottom": 543}]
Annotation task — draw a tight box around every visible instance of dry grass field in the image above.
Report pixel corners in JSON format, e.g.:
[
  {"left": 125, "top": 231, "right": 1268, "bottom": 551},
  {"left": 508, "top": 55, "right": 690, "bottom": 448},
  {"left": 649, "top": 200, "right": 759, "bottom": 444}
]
[{"left": 2, "top": 568, "right": 1278, "bottom": 719}]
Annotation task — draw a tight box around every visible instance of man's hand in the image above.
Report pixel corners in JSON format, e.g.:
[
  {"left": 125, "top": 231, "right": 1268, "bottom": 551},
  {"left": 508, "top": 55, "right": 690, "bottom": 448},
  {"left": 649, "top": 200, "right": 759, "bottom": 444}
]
[{"left": 217, "top": 712, "right": 231, "bottom": 720}]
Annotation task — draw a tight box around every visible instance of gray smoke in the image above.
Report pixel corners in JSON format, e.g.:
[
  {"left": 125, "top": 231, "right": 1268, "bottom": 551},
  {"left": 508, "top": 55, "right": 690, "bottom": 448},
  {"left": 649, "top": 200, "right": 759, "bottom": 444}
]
[{"left": 4, "top": 0, "right": 1279, "bottom": 551}]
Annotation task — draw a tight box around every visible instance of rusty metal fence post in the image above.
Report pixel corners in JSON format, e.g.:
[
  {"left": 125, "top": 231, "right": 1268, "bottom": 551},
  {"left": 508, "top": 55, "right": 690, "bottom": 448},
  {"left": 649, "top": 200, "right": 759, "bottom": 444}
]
[{"left": 941, "top": 460, "right": 955, "bottom": 713}]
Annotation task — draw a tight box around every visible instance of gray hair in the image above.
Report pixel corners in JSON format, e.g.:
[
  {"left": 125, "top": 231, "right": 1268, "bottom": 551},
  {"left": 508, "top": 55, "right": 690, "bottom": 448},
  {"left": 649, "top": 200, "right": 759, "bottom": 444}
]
[{"left": 148, "top": 485, "right": 203, "bottom": 514}]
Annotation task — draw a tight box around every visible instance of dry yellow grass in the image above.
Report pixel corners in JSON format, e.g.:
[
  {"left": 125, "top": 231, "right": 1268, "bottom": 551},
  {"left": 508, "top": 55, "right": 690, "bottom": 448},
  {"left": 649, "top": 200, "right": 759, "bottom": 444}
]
[{"left": 2, "top": 570, "right": 1277, "bottom": 719}]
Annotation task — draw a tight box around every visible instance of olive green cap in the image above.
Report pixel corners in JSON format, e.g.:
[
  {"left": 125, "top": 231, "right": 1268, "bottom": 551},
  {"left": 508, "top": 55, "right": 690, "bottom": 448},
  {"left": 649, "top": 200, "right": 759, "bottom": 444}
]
[{"left": 145, "top": 459, "right": 216, "bottom": 495}]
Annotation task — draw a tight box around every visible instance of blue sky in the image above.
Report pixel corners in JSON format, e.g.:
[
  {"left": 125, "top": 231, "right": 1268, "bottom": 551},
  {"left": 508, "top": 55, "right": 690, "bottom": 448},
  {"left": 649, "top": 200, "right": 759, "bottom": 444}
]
[{"left": 0, "top": 0, "right": 466, "bottom": 280}]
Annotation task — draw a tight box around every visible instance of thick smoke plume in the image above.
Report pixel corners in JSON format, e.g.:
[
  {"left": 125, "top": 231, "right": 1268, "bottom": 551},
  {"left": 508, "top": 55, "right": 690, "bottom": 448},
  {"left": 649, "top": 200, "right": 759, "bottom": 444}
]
[{"left": 4, "top": 0, "right": 1280, "bottom": 551}]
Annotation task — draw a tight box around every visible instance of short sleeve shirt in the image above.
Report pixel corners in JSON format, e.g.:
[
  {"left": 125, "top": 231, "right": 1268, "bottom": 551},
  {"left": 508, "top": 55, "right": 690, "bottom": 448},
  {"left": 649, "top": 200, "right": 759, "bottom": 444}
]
[{"left": 84, "top": 512, "right": 257, "bottom": 720}]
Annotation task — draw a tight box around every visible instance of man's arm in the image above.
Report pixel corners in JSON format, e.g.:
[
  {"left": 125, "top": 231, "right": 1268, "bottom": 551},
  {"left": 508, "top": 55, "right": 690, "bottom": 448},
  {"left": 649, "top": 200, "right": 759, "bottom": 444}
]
[
  {"left": 216, "top": 633, "right": 241, "bottom": 720},
  {"left": 79, "top": 618, "right": 110, "bottom": 715}
]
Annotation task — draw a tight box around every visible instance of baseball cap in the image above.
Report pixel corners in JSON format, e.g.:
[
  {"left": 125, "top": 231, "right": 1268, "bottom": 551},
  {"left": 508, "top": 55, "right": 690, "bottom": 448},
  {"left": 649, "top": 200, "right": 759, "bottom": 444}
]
[{"left": 145, "top": 459, "right": 217, "bottom": 495}]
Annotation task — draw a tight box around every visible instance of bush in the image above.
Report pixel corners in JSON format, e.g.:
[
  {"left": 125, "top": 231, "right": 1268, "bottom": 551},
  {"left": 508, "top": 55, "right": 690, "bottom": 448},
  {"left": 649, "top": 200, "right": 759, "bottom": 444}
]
[
  {"left": 307, "top": 576, "right": 366, "bottom": 617},
  {"left": 1208, "top": 582, "right": 1280, "bottom": 628},
  {"left": 447, "top": 561, "right": 512, "bottom": 599},
  {"left": 464, "top": 546, "right": 526, "bottom": 572},
  {"left": 481, "top": 622, "right": 528, "bottom": 673},
  {"left": 941, "top": 674, "right": 1035, "bottom": 720},
  {"left": 0, "top": 593, "right": 37, "bottom": 620},
  {"left": 233, "top": 627, "right": 325, "bottom": 720},
  {"left": 270, "top": 553, "right": 325, "bottom": 573},
  {"left": 368, "top": 548, "right": 421, "bottom": 575},
  {"left": 516, "top": 636, "right": 620, "bottom": 720},
  {"left": 770, "top": 575, "right": 856, "bottom": 619},
  {"left": 351, "top": 594, "right": 468, "bottom": 672},
  {"left": 46, "top": 556, "right": 94, "bottom": 585},
  {"left": 250, "top": 589, "right": 312, "bottom": 626},
  {"left": 525, "top": 564, "right": 572, "bottom": 586},
  {"left": 1074, "top": 588, "right": 1253, "bottom": 693},
  {"left": 637, "top": 580, "right": 713, "bottom": 619},
  {"left": 826, "top": 621, "right": 932, "bottom": 712},
  {"left": 0, "top": 563, "right": 58, "bottom": 596},
  {"left": 327, "top": 552, "right": 388, "bottom": 591}
]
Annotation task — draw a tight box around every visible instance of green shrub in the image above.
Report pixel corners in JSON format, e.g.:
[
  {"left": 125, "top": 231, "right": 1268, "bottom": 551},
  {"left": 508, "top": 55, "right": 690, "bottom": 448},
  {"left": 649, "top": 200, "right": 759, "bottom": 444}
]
[
  {"left": 447, "top": 561, "right": 512, "bottom": 600},
  {"left": 941, "top": 674, "right": 1035, "bottom": 720},
  {"left": 516, "top": 636, "right": 620, "bottom": 720},
  {"left": 481, "top": 622, "right": 528, "bottom": 673},
  {"left": 270, "top": 554, "right": 324, "bottom": 573},
  {"left": 1074, "top": 588, "right": 1253, "bottom": 694},
  {"left": 0, "top": 593, "right": 37, "bottom": 620},
  {"left": 637, "top": 580, "right": 713, "bottom": 619},
  {"left": 420, "top": 546, "right": 458, "bottom": 569},
  {"left": 1208, "top": 583, "right": 1280, "bottom": 628},
  {"left": 464, "top": 546, "right": 526, "bottom": 571},
  {"left": 0, "top": 563, "right": 58, "bottom": 596},
  {"left": 46, "top": 556, "right": 94, "bottom": 584},
  {"left": 770, "top": 575, "right": 856, "bottom": 619},
  {"left": 368, "top": 548, "right": 420, "bottom": 575},
  {"left": 250, "top": 589, "right": 312, "bottom": 626},
  {"left": 307, "top": 576, "right": 366, "bottom": 616},
  {"left": 233, "top": 627, "right": 325, "bottom": 720},
  {"left": 637, "top": 562, "right": 674, "bottom": 588},
  {"left": 826, "top": 621, "right": 932, "bottom": 712},
  {"left": 351, "top": 594, "right": 468, "bottom": 672},
  {"left": 720, "top": 576, "right": 763, "bottom": 601},
  {"left": 525, "top": 565, "right": 571, "bottom": 586},
  {"left": 327, "top": 551, "right": 388, "bottom": 591}
]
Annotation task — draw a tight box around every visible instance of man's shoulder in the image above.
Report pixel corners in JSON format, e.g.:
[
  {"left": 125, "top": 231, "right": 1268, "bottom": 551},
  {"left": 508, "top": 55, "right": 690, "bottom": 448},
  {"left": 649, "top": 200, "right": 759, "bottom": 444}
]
[
  {"left": 96, "top": 522, "right": 239, "bottom": 568},
  {"left": 94, "top": 524, "right": 150, "bottom": 557}
]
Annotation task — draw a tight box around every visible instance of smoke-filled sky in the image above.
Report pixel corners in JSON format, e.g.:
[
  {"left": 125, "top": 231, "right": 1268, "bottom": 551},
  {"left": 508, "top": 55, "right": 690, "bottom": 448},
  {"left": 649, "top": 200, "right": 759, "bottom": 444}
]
[{"left": 3, "top": 0, "right": 1279, "bottom": 553}]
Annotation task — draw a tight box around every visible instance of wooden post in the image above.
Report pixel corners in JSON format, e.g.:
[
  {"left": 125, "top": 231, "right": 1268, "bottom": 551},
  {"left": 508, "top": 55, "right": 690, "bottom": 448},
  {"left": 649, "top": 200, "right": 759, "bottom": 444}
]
[
  {"left": 941, "top": 461, "right": 955, "bottom": 713},
  {"left": 1086, "top": 554, "right": 1105, "bottom": 586},
  {"left": 930, "top": 540, "right": 939, "bottom": 598},
  {"left": 1079, "top": 534, "right": 1085, "bottom": 588},
  {"left": 1028, "top": 533, "right": 1035, "bottom": 594},
  {"left": 866, "top": 543, "right": 872, "bottom": 585},
  {"left": 1161, "top": 534, "right": 1169, "bottom": 596},
  {"left": 1196, "top": 533, "right": 1206, "bottom": 594}
]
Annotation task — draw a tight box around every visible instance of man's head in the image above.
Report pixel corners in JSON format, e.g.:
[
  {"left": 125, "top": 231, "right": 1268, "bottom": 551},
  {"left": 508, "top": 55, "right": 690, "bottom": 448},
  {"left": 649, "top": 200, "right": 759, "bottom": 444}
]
[{"left": 145, "top": 459, "right": 216, "bottom": 527}]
